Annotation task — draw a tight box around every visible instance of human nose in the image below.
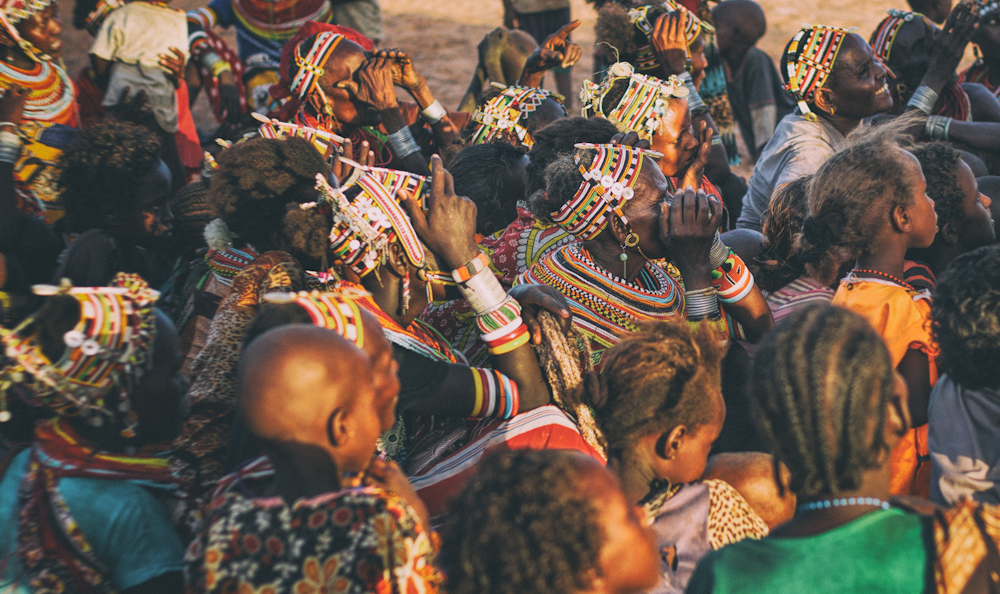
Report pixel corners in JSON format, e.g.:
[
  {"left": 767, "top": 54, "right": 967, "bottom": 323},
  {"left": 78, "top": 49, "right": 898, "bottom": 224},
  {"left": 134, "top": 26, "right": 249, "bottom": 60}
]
[{"left": 982, "top": 193, "right": 993, "bottom": 208}]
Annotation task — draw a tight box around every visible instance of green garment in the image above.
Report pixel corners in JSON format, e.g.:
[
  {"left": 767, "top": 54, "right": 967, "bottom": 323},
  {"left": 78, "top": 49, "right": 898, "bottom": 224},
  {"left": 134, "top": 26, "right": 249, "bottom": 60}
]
[{"left": 686, "top": 508, "right": 935, "bottom": 594}]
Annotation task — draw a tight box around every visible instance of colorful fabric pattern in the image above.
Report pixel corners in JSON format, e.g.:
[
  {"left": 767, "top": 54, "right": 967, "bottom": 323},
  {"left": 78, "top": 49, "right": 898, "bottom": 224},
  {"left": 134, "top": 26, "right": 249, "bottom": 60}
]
[
  {"left": 764, "top": 275, "right": 835, "bottom": 324},
  {"left": 186, "top": 456, "right": 442, "bottom": 594},
  {"left": 16, "top": 418, "right": 184, "bottom": 594},
  {"left": 470, "top": 85, "right": 557, "bottom": 149},
  {"left": 264, "top": 288, "right": 367, "bottom": 348}
]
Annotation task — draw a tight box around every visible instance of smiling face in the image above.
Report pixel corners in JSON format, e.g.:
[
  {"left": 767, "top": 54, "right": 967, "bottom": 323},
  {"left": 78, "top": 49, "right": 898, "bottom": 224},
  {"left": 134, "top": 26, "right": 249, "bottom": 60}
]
[
  {"left": 823, "top": 33, "right": 893, "bottom": 118},
  {"left": 16, "top": 3, "right": 62, "bottom": 58},
  {"left": 650, "top": 97, "right": 699, "bottom": 178}
]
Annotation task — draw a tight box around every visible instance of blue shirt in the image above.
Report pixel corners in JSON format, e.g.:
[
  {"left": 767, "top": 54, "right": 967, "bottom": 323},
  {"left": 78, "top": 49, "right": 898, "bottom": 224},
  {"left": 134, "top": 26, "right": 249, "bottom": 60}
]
[{"left": 0, "top": 449, "right": 185, "bottom": 591}]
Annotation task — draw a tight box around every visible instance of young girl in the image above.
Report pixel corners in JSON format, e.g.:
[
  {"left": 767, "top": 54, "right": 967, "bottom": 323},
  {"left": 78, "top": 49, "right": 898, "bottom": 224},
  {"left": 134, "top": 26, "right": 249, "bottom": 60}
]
[{"left": 797, "top": 121, "right": 938, "bottom": 497}]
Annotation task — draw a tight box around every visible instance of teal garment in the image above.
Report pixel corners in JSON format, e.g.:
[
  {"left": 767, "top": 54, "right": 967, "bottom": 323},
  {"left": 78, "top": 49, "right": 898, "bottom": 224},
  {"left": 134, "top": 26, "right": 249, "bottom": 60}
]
[
  {"left": 0, "top": 449, "right": 185, "bottom": 591},
  {"left": 686, "top": 508, "right": 935, "bottom": 594}
]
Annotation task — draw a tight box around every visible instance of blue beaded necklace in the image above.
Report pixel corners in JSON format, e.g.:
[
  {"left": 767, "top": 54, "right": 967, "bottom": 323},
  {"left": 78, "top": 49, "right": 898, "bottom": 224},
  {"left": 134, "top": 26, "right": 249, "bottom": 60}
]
[{"left": 797, "top": 496, "right": 891, "bottom": 514}]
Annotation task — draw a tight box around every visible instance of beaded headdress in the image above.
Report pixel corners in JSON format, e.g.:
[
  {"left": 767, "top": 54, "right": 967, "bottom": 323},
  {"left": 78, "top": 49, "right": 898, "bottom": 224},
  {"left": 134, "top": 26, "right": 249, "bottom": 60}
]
[
  {"left": 470, "top": 84, "right": 561, "bottom": 149},
  {"left": 552, "top": 143, "right": 662, "bottom": 240},
  {"left": 870, "top": 9, "right": 931, "bottom": 63},
  {"left": 0, "top": 274, "right": 159, "bottom": 435},
  {"left": 291, "top": 31, "right": 343, "bottom": 100},
  {"left": 263, "top": 289, "right": 367, "bottom": 348},
  {"left": 580, "top": 61, "right": 688, "bottom": 141},
  {"left": 629, "top": 1, "right": 713, "bottom": 73},
  {"left": 253, "top": 112, "right": 346, "bottom": 156},
  {"left": 0, "top": 0, "right": 55, "bottom": 61},
  {"left": 783, "top": 25, "right": 854, "bottom": 118}
]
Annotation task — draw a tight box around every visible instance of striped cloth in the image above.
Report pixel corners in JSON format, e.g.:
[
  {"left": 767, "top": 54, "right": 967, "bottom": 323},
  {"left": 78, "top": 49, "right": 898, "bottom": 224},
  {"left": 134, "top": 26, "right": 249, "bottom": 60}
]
[{"left": 765, "top": 275, "right": 835, "bottom": 324}]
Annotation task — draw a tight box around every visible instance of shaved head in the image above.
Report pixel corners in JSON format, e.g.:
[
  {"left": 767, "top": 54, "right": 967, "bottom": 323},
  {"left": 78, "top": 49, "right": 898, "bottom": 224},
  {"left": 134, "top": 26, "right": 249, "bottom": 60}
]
[
  {"left": 712, "top": 0, "right": 767, "bottom": 58},
  {"left": 237, "top": 325, "right": 380, "bottom": 472}
]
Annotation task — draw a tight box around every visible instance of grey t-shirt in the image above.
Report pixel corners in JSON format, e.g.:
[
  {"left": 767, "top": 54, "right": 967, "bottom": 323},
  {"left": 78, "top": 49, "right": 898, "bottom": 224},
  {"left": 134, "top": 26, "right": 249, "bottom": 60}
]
[{"left": 735, "top": 112, "right": 847, "bottom": 231}]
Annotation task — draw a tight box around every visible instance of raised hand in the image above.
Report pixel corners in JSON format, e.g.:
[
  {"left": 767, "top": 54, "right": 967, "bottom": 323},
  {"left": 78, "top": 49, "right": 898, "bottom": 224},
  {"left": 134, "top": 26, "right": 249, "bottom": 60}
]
[
  {"left": 373, "top": 48, "right": 424, "bottom": 93},
  {"left": 519, "top": 20, "right": 582, "bottom": 87},
  {"left": 330, "top": 137, "right": 376, "bottom": 184},
  {"left": 650, "top": 9, "right": 689, "bottom": 77},
  {"left": 338, "top": 55, "right": 399, "bottom": 111},
  {"left": 400, "top": 155, "right": 479, "bottom": 269},
  {"left": 923, "top": 2, "right": 978, "bottom": 91},
  {"left": 680, "top": 120, "right": 712, "bottom": 190},
  {"left": 661, "top": 185, "right": 723, "bottom": 285}
]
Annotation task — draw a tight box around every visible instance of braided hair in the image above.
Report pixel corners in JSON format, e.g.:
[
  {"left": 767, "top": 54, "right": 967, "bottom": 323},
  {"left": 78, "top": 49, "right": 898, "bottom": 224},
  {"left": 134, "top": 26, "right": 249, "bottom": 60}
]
[
  {"left": 795, "top": 118, "right": 920, "bottom": 285},
  {"left": 439, "top": 449, "right": 606, "bottom": 594},
  {"left": 208, "top": 137, "right": 329, "bottom": 258},
  {"left": 751, "top": 305, "right": 896, "bottom": 498},
  {"left": 591, "top": 320, "right": 726, "bottom": 463},
  {"left": 753, "top": 175, "right": 812, "bottom": 293}
]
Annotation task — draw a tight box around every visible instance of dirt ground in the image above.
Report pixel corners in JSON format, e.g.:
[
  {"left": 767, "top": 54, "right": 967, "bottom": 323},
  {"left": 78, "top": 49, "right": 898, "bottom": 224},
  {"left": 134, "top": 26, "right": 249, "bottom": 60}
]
[{"left": 55, "top": 0, "right": 976, "bottom": 161}]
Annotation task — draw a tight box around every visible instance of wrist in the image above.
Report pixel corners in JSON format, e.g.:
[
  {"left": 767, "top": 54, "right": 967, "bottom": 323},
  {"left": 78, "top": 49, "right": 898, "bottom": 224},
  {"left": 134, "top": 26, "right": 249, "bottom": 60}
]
[
  {"left": 675, "top": 262, "right": 713, "bottom": 288},
  {"left": 443, "top": 245, "right": 481, "bottom": 271},
  {"left": 907, "top": 85, "right": 940, "bottom": 115},
  {"left": 409, "top": 80, "right": 433, "bottom": 108}
]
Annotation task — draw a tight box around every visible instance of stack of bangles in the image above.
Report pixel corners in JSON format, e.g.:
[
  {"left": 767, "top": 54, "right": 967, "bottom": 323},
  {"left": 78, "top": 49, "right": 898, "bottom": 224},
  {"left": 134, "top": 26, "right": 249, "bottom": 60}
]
[
  {"left": 387, "top": 126, "right": 421, "bottom": 159},
  {"left": 925, "top": 115, "right": 951, "bottom": 141},
  {"left": 684, "top": 286, "right": 719, "bottom": 320},
  {"left": 0, "top": 122, "right": 22, "bottom": 164},
  {"left": 454, "top": 252, "right": 531, "bottom": 356},
  {"left": 203, "top": 52, "right": 231, "bottom": 77},
  {"left": 906, "top": 85, "right": 939, "bottom": 115},
  {"left": 677, "top": 71, "right": 706, "bottom": 114}
]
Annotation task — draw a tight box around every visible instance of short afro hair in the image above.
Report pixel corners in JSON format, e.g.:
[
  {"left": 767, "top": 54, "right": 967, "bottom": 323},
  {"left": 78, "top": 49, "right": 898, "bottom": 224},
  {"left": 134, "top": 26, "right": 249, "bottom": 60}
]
[
  {"left": 439, "top": 449, "right": 606, "bottom": 594},
  {"left": 208, "top": 137, "right": 329, "bottom": 256},
  {"left": 450, "top": 141, "right": 527, "bottom": 236},
  {"left": 58, "top": 120, "right": 163, "bottom": 232},
  {"left": 911, "top": 142, "right": 965, "bottom": 231},
  {"left": 525, "top": 116, "right": 619, "bottom": 197},
  {"left": 932, "top": 245, "right": 1000, "bottom": 390}
]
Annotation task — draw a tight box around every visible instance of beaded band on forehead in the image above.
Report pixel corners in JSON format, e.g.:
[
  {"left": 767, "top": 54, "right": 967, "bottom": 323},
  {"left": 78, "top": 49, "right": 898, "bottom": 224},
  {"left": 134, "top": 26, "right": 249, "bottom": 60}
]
[
  {"left": 551, "top": 143, "right": 662, "bottom": 240},
  {"left": 0, "top": 274, "right": 159, "bottom": 430},
  {"left": 581, "top": 62, "right": 688, "bottom": 141},
  {"left": 629, "top": 2, "right": 713, "bottom": 73},
  {"left": 319, "top": 161, "right": 429, "bottom": 277},
  {"left": 471, "top": 85, "right": 559, "bottom": 149},
  {"left": 290, "top": 32, "right": 343, "bottom": 101},
  {"left": 870, "top": 9, "right": 930, "bottom": 63},
  {"left": 264, "top": 289, "right": 367, "bottom": 348},
  {"left": 784, "top": 25, "right": 853, "bottom": 117}
]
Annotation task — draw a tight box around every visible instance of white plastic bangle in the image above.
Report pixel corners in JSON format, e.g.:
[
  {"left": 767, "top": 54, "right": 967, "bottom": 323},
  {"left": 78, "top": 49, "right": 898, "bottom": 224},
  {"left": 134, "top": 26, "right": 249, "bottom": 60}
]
[
  {"left": 480, "top": 317, "right": 525, "bottom": 343},
  {"left": 458, "top": 266, "right": 508, "bottom": 314},
  {"left": 0, "top": 130, "right": 22, "bottom": 163},
  {"left": 421, "top": 100, "right": 447, "bottom": 125}
]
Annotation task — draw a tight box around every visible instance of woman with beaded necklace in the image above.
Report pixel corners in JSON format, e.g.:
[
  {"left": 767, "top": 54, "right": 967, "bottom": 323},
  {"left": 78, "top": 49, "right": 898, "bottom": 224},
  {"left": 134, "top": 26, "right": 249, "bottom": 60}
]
[{"left": 0, "top": 0, "right": 78, "bottom": 222}]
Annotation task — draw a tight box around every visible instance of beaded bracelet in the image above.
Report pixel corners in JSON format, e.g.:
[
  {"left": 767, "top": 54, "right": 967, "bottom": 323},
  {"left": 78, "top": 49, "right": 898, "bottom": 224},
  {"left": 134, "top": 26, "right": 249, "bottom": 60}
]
[
  {"left": 421, "top": 99, "right": 448, "bottom": 125},
  {"left": 452, "top": 252, "right": 491, "bottom": 283},
  {"left": 482, "top": 320, "right": 527, "bottom": 345},
  {"left": 488, "top": 325, "right": 531, "bottom": 355},
  {"left": 712, "top": 251, "right": 756, "bottom": 303},
  {"left": 459, "top": 266, "right": 509, "bottom": 314},
  {"left": 387, "top": 126, "right": 421, "bottom": 159},
  {"left": 678, "top": 71, "right": 706, "bottom": 113},
  {"left": 925, "top": 115, "right": 952, "bottom": 141},
  {"left": 684, "top": 286, "right": 720, "bottom": 320},
  {"left": 906, "top": 85, "right": 939, "bottom": 115},
  {"left": 0, "top": 130, "right": 22, "bottom": 164},
  {"left": 476, "top": 297, "right": 523, "bottom": 335}
]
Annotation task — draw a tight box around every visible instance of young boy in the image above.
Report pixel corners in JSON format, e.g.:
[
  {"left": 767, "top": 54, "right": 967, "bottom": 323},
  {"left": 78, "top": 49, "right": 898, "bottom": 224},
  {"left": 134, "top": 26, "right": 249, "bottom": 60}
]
[{"left": 929, "top": 245, "right": 1000, "bottom": 505}]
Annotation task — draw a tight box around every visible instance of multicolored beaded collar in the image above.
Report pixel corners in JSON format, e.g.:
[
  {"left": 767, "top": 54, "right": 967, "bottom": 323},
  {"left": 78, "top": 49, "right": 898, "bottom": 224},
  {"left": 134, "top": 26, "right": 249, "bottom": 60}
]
[
  {"left": 0, "top": 274, "right": 159, "bottom": 434},
  {"left": 580, "top": 61, "right": 687, "bottom": 141},
  {"left": 783, "top": 25, "right": 856, "bottom": 119},
  {"left": 552, "top": 143, "right": 662, "bottom": 240},
  {"left": 264, "top": 288, "right": 367, "bottom": 348},
  {"left": 291, "top": 31, "right": 343, "bottom": 101},
  {"left": 470, "top": 84, "right": 560, "bottom": 149},
  {"left": 629, "top": 1, "right": 713, "bottom": 73}
]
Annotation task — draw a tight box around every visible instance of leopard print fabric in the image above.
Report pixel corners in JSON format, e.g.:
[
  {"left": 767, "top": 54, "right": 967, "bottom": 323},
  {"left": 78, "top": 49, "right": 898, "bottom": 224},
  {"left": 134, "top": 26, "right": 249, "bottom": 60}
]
[{"left": 705, "top": 479, "right": 770, "bottom": 550}]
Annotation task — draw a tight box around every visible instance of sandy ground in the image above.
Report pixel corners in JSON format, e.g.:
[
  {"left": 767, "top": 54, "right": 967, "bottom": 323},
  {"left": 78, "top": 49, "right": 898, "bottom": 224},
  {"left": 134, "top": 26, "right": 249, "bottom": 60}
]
[{"left": 54, "top": 0, "right": 976, "bottom": 158}]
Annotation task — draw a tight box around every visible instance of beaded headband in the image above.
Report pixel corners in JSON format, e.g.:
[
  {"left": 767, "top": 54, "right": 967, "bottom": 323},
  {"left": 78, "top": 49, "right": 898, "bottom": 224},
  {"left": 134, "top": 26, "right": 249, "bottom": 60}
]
[
  {"left": 471, "top": 84, "right": 560, "bottom": 149},
  {"left": 552, "top": 143, "right": 662, "bottom": 240},
  {"left": 0, "top": 274, "right": 159, "bottom": 433},
  {"left": 629, "top": 2, "right": 713, "bottom": 73},
  {"left": 83, "top": 0, "right": 124, "bottom": 35},
  {"left": 870, "top": 10, "right": 931, "bottom": 63},
  {"left": 580, "top": 62, "right": 688, "bottom": 141},
  {"left": 784, "top": 25, "right": 854, "bottom": 117},
  {"left": 316, "top": 162, "right": 429, "bottom": 277},
  {"left": 291, "top": 32, "right": 343, "bottom": 100},
  {"left": 0, "top": 0, "right": 54, "bottom": 62},
  {"left": 253, "top": 112, "right": 346, "bottom": 155},
  {"left": 264, "top": 289, "right": 367, "bottom": 348}
]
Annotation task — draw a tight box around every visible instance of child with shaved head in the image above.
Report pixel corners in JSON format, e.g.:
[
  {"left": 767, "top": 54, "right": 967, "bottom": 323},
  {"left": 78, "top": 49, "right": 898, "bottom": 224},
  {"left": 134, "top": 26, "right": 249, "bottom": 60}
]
[{"left": 186, "top": 322, "right": 441, "bottom": 594}]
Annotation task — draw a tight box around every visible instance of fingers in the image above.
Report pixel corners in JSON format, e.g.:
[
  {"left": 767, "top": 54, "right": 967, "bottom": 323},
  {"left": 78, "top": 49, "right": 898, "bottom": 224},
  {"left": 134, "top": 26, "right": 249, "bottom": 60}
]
[
  {"left": 563, "top": 44, "right": 582, "bottom": 68},
  {"left": 399, "top": 187, "right": 430, "bottom": 237},
  {"left": 337, "top": 79, "right": 360, "bottom": 95},
  {"left": 707, "top": 192, "right": 724, "bottom": 230},
  {"left": 430, "top": 154, "right": 446, "bottom": 201},
  {"left": 555, "top": 19, "right": 580, "bottom": 39},
  {"left": 521, "top": 309, "right": 542, "bottom": 345}
]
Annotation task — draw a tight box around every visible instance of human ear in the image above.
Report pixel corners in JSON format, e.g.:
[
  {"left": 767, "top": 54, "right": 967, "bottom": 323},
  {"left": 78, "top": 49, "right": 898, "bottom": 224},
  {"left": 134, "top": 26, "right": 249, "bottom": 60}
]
[
  {"left": 326, "top": 406, "right": 350, "bottom": 447},
  {"left": 385, "top": 242, "right": 410, "bottom": 278},
  {"left": 940, "top": 220, "right": 959, "bottom": 244},
  {"left": 891, "top": 203, "right": 911, "bottom": 233},
  {"left": 609, "top": 214, "right": 630, "bottom": 244},
  {"left": 659, "top": 425, "right": 688, "bottom": 461},
  {"left": 813, "top": 88, "right": 836, "bottom": 116}
]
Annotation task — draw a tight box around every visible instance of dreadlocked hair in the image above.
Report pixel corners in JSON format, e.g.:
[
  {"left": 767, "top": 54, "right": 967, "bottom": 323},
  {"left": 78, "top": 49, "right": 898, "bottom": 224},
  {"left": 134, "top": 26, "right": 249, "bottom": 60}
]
[
  {"left": 591, "top": 320, "right": 726, "bottom": 463},
  {"left": 58, "top": 120, "right": 163, "bottom": 232},
  {"left": 208, "top": 137, "right": 330, "bottom": 257},
  {"left": 750, "top": 305, "right": 895, "bottom": 498},
  {"left": 525, "top": 116, "right": 619, "bottom": 196},
  {"left": 931, "top": 245, "right": 1000, "bottom": 390},
  {"left": 450, "top": 141, "right": 528, "bottom": 236},
  {"left": 752, "top": 175, "right": 812, "bottom": 293},
  {"left": 907, "top": 142, "right": 963, "bottom": 262},
  {"left": 795, "top": 116, "right": 920, "bottom": 285},
  {"left": 439, "top": 449, "right": 606, "bottom": 594}
]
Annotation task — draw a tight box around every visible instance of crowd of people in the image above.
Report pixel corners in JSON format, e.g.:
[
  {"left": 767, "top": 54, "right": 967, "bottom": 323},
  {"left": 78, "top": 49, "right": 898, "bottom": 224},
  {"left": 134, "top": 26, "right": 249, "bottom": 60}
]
[{"left": 1, "top": 0, "right": 1000, "bottom": 590}]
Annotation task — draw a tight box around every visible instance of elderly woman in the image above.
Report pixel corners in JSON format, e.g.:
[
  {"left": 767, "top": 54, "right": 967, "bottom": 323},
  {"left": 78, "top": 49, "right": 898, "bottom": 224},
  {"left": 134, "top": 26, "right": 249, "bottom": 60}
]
[
  {"left": 519, "top": 141, "right": 772, "bottom": 367},
  {"left": 737, "top": 25, "right": 894, "bottom": 230},
  {"left": 0, "top": 274, "right": 190, "bottom": 593}
]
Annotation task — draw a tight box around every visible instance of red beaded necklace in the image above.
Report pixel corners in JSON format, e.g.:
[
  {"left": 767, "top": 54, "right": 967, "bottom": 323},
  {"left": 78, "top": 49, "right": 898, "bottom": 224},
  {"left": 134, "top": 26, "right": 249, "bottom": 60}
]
[{"left": 850, "top": 268, "right": 917, "bottom": 292}]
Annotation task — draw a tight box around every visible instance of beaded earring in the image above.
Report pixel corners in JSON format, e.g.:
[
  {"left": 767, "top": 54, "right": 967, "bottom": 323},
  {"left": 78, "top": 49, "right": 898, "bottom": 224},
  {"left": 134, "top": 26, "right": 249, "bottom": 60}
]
[
  {"left": 620, "top": 242, "right": 629, "bottom": 278},
  {"left": 401, "top": 270, "right": 410, "bottom": 315},
  {"left": 620, "top": 231, "right": 640, "bottom": 278}
]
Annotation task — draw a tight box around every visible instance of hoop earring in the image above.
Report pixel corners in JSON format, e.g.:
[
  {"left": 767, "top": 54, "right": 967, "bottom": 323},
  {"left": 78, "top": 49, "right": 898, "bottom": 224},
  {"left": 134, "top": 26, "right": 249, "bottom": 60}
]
[
  {"left": 829, "top": 105, "right": 835, "bottom": 117},
  {"left": 620, "top": 232, "right": 640, "bottom": 278}
]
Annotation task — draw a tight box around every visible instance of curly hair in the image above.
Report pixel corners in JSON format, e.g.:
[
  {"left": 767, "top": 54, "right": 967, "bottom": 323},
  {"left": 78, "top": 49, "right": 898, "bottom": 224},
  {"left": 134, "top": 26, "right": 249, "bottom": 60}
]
[
  {"left": 439, "top": 449, "right": 606, "bottom": 594},
  {"left": 528, "top": 152, "right": 590, "bottom": 221},
  {"left": 931, "top": 245, "right": 1000, "bottom": 390},
  {"left": 591, "top": 320, "right": 725, "bottom": 462},
  {"left": 58, "top": 121, "right": 163, "bottom": 232},
  {"left": 795, "top": 117, "right": 920, "bottom": 285},
  {"left": 908, "top": 142, "right": 964, "bottom": 262},
  {"left": 751, "top": 305, "right": 896, "bottom": 498},
  {"left": 752, "top": 176, "right": 812, "bottom": 292},
  {"left": 208, "top": 137, "right": 329, "bottom": 257},
  {"left": 525, "top": 116, "right": 619, "bottom": 197},
  {"left": 450, "top": 142, "right": 528, "bottom": 235},
  {"left": 595, "top": 2, "right": 642, "bottom": 63}
]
